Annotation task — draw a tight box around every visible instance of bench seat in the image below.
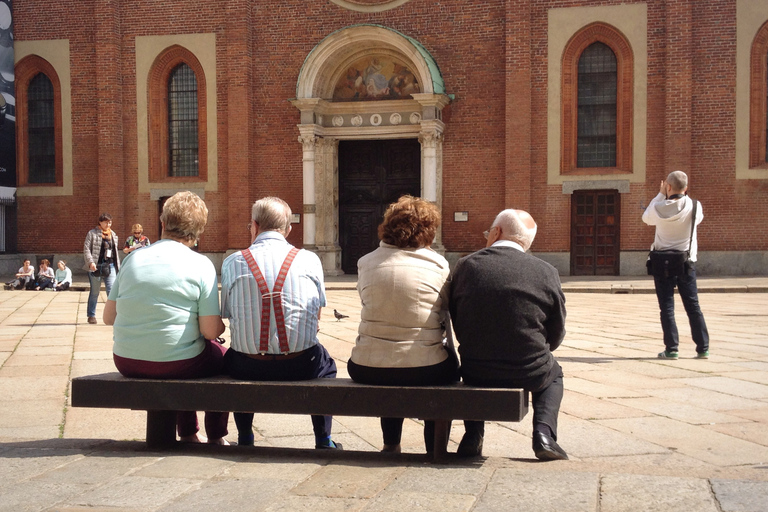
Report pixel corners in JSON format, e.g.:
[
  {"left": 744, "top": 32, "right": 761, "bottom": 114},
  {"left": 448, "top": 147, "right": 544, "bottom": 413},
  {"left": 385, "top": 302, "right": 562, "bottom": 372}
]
[{"left": 71, "top": 372, "right": 528, "bottom": 459}]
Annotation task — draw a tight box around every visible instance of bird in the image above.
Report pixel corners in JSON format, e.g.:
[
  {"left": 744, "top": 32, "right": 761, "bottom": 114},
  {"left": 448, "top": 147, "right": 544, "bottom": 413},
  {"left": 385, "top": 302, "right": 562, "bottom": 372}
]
[{"left": 333, "top": 309, "right": 349, "bottom": 322}]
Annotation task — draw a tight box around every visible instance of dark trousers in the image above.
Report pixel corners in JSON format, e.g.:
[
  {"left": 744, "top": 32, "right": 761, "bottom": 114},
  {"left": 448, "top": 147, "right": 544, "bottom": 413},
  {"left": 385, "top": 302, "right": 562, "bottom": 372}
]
[
  {"left": 653, "top": 267, "right": 709, "bottom": 354},
  {"left": 348, "top": 356, "right": 459, "bottom": 448},
  {"left": 223, "top": 344, "right": 337, "bottom": 440},
  {"left": 113, "top": 339, "right": 229, "bottom": 439},
  {"left": 463, "top": 360, "right": 564, "bottom": 441}
]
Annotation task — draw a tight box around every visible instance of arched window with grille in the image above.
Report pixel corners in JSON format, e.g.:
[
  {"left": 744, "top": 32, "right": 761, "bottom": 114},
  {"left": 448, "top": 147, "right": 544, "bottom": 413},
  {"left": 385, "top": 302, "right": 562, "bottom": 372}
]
[
  {"left": 27, "top": 73, "right": 56, "bottom": 183},
  {"left": 14, "top": 55, "right": 63, "bottom": 187},
  {"left": 148, "top": 46, "right": 207, "bottom": 182},
  {"left": 167, "top": 64, "right": 199, "bottom": 177},
  {"left": 749, "top": 20, "right": 768, "bottom": 168},
  {"left": 577, "top": 43, "right": 617, "bottom": 168},
  {"left": 561, "top": 23, "right": 633, "bottom": 174}
]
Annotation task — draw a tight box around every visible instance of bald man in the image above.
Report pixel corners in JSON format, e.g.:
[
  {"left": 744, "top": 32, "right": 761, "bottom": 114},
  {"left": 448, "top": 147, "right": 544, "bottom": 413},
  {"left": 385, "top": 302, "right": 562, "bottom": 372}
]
[{"left": 449, "top": 209, "right": 568, "bottom": 460}]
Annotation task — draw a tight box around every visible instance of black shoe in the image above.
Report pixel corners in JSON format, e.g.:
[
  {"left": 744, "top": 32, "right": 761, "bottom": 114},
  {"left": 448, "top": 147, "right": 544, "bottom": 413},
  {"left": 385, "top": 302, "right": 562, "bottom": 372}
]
[
  {"left": 456, "top": 432, "right": 484, "bottom": 457},
  {"left": 532, "top": 431, "right": 568, "bottom": 461}
]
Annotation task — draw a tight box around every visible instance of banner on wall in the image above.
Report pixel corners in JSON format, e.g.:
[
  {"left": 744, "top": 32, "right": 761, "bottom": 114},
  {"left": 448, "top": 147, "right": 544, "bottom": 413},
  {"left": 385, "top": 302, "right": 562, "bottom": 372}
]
[{"left": 0, "top": 0, "right": 14, "bottom": 189}]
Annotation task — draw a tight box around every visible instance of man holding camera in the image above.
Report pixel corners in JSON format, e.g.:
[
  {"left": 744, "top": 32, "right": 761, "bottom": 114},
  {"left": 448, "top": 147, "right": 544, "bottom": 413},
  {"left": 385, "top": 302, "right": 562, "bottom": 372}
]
[{"left": 642, "top": 170, "right": 709, "bottom": 360}]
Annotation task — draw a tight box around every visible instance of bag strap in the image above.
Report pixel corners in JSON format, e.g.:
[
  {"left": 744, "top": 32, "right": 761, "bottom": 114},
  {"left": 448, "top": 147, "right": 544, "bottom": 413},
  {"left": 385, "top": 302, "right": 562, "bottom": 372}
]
[{"left": 687, "top": 197, "right": 697, "bottom": 257}]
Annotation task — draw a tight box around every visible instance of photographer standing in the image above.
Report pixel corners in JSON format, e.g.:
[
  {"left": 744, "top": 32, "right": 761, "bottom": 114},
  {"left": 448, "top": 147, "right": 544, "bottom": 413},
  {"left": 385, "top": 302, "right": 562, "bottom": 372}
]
[
  {"left": 642, "top": 171, "right": 709, "bottom": 360},
  {"left": 83, "top": 213, "right": 120, "bottom": 324}
]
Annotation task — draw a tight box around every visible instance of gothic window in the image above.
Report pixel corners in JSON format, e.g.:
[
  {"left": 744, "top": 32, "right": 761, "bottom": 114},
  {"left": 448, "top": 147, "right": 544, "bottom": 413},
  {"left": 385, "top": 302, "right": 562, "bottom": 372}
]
[
  {"left": 167, "top": 64, "right": 199, "bottom": 177},
  {"left": 577, "top": 43, "right": 617, "bottom": 168},
  {"left": 750, "top": 20, "right": 768, "bottom": 167}
]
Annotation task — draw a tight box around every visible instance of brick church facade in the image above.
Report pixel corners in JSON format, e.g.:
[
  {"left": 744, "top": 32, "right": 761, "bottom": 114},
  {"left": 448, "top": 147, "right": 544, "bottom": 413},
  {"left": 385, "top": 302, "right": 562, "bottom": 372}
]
[{"left": 6, "top": 0, "right": 768, "bottom": 275}]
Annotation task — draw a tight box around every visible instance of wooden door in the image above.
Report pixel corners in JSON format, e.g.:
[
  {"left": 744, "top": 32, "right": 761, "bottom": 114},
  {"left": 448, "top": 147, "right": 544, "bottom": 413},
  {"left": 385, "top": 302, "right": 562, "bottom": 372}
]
[
  {"left": 338, "top": 139, "right": 421, "bottom": 274},
  {"left": 570, "top": 189, "right": 620, "bottom": 275}
]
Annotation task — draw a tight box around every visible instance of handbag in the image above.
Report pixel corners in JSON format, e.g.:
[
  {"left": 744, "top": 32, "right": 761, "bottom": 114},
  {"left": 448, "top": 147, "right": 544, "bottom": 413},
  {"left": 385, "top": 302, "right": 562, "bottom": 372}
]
[{"left": 647, "top": 198, "right": 697, "bottom": 278}]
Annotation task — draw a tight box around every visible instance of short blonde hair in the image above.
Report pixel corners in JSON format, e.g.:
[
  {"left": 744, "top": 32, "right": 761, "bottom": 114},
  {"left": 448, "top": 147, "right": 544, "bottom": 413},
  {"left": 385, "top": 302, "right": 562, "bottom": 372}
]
[
  {"left": 252, "top": 197, "right": 291, "bottom": 233},
  {"left": 131, "top": 223, "right": 143, "bottom": 233},
  {"left": 160, "top": 191, "right": 209, "bottom": 242}
]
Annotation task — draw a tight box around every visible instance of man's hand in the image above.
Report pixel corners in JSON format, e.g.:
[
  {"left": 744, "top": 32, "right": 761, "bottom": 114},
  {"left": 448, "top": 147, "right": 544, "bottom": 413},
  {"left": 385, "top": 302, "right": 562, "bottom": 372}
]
[{"left": 659, "top": 180, "right": 666, "bottom": 196}]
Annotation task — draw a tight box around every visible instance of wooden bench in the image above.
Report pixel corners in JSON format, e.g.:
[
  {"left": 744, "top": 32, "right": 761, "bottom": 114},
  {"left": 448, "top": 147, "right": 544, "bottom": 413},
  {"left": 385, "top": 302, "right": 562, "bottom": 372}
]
[{"left": 71, "top": 372, "right": 528, "bottom": 460}]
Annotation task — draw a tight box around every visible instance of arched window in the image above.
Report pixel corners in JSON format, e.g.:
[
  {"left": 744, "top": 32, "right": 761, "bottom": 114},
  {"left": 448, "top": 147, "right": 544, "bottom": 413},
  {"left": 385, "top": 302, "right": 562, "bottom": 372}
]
[
  {"left": 562, "top": 23, "right": 633, "bottom": 174},
  {"left": 577, "top": 43, "right": 617, "bottom": 168},
  {"left": 27, "top": 73, "right": 56, "bottom": 183},
  {"left": 15, "top": 56, "right": 63, "bottom": 186},
  {"left": 750, "top": 20, "right": 768, "bottom": 168},
  {"left": 148, "top": 46, "right": 207, "bottom": 182},
  {"left": 167, "top": 64, "right": 199, "bottom": 177}
]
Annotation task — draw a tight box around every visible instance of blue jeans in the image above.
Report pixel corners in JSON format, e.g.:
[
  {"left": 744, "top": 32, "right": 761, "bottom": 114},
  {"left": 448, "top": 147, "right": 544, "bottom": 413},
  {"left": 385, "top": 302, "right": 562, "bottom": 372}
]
[
  {"left": 653, "top": 266, "right": 709, "bottom": 354},
  {"left": 87, "top": 263, "right": 116, "bottom": 318}
]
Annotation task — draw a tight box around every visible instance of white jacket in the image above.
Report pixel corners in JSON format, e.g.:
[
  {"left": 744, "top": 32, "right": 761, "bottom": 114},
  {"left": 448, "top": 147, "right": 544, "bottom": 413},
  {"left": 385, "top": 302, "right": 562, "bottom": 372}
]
[{"left": 642, "top": 193, "right": 703, "bottom": 261}]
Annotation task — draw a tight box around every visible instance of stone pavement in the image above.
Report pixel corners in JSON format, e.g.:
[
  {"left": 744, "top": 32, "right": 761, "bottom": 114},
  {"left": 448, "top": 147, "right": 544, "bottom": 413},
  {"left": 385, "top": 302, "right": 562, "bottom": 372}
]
[{"left": 1, "top": 276, "right": 768, "bottom": 511}]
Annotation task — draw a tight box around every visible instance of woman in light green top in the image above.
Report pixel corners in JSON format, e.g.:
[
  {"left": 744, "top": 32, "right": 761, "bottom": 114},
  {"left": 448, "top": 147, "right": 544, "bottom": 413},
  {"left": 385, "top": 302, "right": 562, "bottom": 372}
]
[{"left": 54, "top": 260, "right": 72, "bottom": 291}]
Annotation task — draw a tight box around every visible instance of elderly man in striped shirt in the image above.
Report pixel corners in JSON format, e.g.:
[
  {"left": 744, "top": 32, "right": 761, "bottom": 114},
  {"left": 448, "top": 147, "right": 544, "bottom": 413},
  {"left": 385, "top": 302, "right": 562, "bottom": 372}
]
[{"left": 221, "top": 196, "right": 341, "bottom": 449}]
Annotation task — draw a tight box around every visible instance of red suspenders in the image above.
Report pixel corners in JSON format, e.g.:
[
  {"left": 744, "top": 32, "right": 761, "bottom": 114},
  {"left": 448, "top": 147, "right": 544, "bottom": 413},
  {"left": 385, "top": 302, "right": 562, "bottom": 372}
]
[{"left": 241, "top": 247, "right": 300, "bottom": 354}]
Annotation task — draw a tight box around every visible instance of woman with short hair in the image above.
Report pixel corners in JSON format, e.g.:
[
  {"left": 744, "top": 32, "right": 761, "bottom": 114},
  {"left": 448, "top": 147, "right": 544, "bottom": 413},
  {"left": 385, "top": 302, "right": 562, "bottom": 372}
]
[
  {"left": 349, "top": 195, "right": 459, "bottom": 454},
  {"left": 104, "top": 191, "right": 229, "bottom": 445},
  {"left": 54, "top": 260, "right": 72, "bottom": 291},
  {"left": 83, "top": 213, "right": 119, "bottom": 324},
  {"left": 124, "top": 223, "right": 151, "bottom": 254}
]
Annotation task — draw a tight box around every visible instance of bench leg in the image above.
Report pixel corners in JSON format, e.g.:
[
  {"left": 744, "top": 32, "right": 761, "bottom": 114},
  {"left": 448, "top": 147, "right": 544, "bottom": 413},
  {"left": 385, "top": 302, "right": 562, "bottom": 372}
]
[
  {"left": 146, "top": 410, "right": 177, "bottom": 449},
  {"left": 431, "top": 419, "right": 452, "bottom": 462}
]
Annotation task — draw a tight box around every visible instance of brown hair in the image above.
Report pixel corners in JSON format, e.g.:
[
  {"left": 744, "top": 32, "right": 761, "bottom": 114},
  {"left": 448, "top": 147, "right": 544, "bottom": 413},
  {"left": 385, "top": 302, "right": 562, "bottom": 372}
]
[
  {"left": 160, "top": 191, "right": 209, "bottom": 243},
  {"left": 378, "top": 195, "right": 441, "bottom": 249},
  {"left": 39, "top": 259, "right": 50, "bottom": 267}
]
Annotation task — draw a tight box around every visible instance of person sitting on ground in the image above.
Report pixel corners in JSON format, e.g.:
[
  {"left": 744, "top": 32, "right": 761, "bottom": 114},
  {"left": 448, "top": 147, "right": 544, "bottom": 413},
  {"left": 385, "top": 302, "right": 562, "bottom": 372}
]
[
  {"left": 34, "top": 259, "right": 55, "bottom": 291},
  {"left": 449, "top": 208, "right": 568, "bottom": 461},
  {"left": 7, "top": 259, "right": 34, "bottom": 290},
  {"left": 104, "top": 191, "right": 230, "bottom": 445},
  {"left": 348, "top": 195, "right": 459, "bottom": 454},
  {"left": 54, "top": 260, "right": 73, "bottom": 291},
  {"left": 124, "top": 223, "right": 151, "bottom": 254},
  {"left": 221, "top": 196, "right": 342, "bottom": 449}
]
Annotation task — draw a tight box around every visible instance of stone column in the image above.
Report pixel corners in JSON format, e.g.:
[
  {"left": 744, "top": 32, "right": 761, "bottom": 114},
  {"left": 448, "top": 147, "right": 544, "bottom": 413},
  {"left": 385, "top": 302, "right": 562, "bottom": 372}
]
[
  {"left": 314, "top": 137, "right": 343, "bottom": 275},
  {"left": 419, "top": 122, "right": 445, "bottom": 252},
  {"left": 298, "top": 129, "right": 318, "bottom": 248}
]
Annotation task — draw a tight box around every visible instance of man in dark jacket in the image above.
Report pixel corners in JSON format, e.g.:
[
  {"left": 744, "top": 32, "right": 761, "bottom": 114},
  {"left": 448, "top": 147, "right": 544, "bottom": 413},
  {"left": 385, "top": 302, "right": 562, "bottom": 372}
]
[{"left": 449, "top": 208, "right": 568, "bottom": 460}]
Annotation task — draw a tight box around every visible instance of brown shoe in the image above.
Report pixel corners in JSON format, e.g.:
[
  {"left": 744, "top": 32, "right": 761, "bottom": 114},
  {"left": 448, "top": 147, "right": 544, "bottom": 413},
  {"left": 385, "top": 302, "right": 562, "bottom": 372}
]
[{"left": 87, "top": 317, "right": 97, "bottom": 324}]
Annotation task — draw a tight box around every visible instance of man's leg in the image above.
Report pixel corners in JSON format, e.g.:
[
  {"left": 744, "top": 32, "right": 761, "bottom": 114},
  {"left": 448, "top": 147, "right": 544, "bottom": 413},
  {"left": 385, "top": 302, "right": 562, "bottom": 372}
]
[
  {"left": 87, "top": 272, "right": 101, "bottom": 319},
  {"left": 305, "top": 344, "right": 338, "bottom": 446},
  {"left": 653, "top": 274, "right": 679, "bottom": 354},
  {"left": 677, "top": 268, "right": 710, "bottom": 355},
  {"left": 530, "top": 362, "right": 568, "bottom": 460}
]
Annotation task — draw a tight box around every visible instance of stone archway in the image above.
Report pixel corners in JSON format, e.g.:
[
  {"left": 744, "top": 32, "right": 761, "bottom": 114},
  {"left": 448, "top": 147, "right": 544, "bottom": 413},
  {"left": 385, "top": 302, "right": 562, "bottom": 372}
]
[{"left": 292, "top": 24, "right": 450, "bottom": 275}]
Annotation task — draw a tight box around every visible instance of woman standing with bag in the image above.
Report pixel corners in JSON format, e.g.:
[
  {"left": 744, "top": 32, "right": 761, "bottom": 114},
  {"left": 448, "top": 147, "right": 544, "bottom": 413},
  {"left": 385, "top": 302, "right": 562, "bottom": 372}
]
[{"left": 83, "top": 213, "right": 120, "bottom": 324}]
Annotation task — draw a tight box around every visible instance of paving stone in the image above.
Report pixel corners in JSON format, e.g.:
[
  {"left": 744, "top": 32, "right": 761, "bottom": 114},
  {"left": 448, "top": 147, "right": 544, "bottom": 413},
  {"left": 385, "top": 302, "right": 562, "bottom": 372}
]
[
  {"left": 642, "top": 386, "right": 765, "bottom": 411},
  {"left": 70, "top": 358, "right": 118, "bottom": 378},
  {"left": 704, "top": 421, "right": 768, "bottom": 447},
  {"left": 263, "top": 495, "right": 366, "bottom": 512},
  {"left": 384, "top": 465, "right": 494, "bottom": 495},
  {"left": 0, "top": 363, "right": 71, "bottom": 377},
  {"left": 725, "top": 406, "right": 768, "bottom": 422},
  {"left": 0, "top": 479, "right": 92, "bottom": 512},
  {"left": 567, "top": 376, "right": 646, "bottom": 398},
  {"left": 601, "top": 473, "right": 718, "bottom": 512},
  {"left": 597, "top": 416, "right": 768, "bottom": 466},
  {"left": 473, "top": 469, "right": 598, "bottom": 512},
  {"left": 366, "top": 490, "right": 476, "bottom": 512},
  {"left": 675, "top": 376, "right": 768, "bottom": 399},
  {"left": 63, "top": 475, "right": 203, "bottom": 508},
  {"left": 293, "top": 463, "right": 403, "bottom": 499},
  {"left": 157, "top": 478, "right": 295, "bottom": 512},
  {"left": 3, "top": 353, "right": 73, "bottom": 366},
  {"left": 550, "top": 415, "right": 667, "bottom": 459},
  {"left": 711, "top": 479, "right": 768, "bottom": 512},
  {"left": 0, "top": 449, "right": 84, "bottom": 485},
  {"left": 0, "top": 398, "right": 63, "bottom": 429},
  {"left": 224, "top": 458, "right": 323, "bottom": 481},
  {"left": 562, "top": 392, "right": 650, "bottom": 421},
  {"left": 30, "top": 453, "right": 162, "bottom": 485},
  {"left": 73, "top": 350, "right": 114, "bottom": 360},
  {"left": 0, "top": 376, "right": 69, "bottom": 401},
  {"left": 610, "top": 397, "right": 746, "bottom": 425},
  {"left": 135, "top": 455, "right": 238, "bottom": 479}
]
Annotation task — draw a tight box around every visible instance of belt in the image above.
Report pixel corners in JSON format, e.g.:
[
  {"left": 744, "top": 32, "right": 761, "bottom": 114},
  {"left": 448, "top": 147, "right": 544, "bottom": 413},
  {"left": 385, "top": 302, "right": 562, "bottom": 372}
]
[{"left": 245, "top": 347, "right": 311, "bottom": 360}]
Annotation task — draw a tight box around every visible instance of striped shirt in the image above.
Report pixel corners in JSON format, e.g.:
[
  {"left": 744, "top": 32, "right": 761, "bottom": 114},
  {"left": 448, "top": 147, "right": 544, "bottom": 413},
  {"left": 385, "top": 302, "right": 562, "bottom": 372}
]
[{"left": 221, "top": 231, "right": 326, "bottom": 354}]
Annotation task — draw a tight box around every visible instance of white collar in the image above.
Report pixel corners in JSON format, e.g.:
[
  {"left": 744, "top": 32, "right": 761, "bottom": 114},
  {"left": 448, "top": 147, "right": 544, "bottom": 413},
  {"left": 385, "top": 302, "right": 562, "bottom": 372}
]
[{"left": 491, "top": 240, "right": 525, "bottom": 252}]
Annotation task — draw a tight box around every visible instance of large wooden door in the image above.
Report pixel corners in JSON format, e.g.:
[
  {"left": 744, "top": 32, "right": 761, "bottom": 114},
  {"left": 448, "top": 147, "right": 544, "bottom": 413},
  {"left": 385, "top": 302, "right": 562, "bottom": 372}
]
[
  {"left": 570, "top": 189, "right": 620, "bottom": 275},
  {"left": 339, "top": 139, "right": 421, "bottom": 274}
]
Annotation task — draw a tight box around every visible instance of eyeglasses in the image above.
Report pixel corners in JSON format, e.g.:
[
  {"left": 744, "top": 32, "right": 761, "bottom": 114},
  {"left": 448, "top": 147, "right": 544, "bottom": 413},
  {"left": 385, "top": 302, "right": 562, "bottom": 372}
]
[
  {"left": 482, "top": 226, "right": 497, "bottom": 240},
  {"left": 133, "top": 231, "right": 142, "bottom": 235},
  {"left": 246, "top": 222, "right": 253, "bottom": 232}
]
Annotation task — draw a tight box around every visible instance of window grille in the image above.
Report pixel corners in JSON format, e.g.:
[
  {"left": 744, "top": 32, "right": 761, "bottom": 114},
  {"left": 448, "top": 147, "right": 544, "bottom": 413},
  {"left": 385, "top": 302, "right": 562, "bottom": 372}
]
[
  {"left": 168, "top": 64, "right": 199, "bottom": 177},
  {"left": 27, "top": 73, "right": 56, "bottom": 184},
  {"left": 765, "top": 52, "right": 768, "bottom": 163},
  {"left": 577, "top": 42, "right": 617, "bottom": 168}
]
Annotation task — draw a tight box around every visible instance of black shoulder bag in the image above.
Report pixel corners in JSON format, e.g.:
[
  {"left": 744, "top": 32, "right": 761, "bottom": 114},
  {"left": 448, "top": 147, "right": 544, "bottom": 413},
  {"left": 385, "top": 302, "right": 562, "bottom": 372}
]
[{"left": 646, "top": 199, "right": 697, "bottom": 278}]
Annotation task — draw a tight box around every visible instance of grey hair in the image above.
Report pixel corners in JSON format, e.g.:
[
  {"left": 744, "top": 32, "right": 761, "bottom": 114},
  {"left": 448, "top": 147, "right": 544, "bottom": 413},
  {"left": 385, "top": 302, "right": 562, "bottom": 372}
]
[
  {"left": 666, "top": 170, "right": 688, "bottom": 191},
  {"left": 252, "top": 196, "right": 292, "bottom": 233},
  {"left": 492, "top": 209, "right": 538, "bottom": 252}
]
